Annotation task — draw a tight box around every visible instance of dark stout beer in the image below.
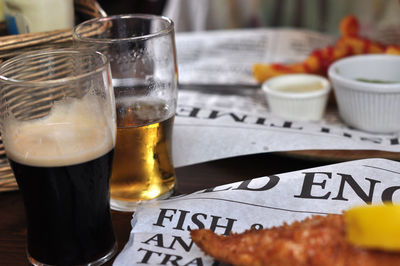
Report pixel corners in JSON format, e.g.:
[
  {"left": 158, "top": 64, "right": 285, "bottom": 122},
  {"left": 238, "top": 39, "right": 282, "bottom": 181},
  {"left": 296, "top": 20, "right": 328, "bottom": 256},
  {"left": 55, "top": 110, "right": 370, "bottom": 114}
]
[
  {"left": 3, "top": 96, "right": 116, "bottom": 265},
  {"left": 10, "top": 150, "right": 115, "bottom": 265}
]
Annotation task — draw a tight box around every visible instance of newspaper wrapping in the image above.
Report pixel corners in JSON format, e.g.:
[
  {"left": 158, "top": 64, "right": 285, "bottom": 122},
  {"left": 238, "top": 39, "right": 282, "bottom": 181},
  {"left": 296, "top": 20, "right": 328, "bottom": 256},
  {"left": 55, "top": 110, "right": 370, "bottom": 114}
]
[{"left": 114, "top": 158, "right": 400, "bottom": 265}]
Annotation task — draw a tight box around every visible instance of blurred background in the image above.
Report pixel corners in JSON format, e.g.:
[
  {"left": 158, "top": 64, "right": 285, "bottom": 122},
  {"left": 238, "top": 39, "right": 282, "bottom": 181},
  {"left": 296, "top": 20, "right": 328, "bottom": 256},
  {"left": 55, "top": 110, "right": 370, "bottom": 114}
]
[
  {"left": 97, "top": 0, "right": 167, "bottom": 16},
  {"left": 97, "top": 0, "right": 400, "bottom": 41}
]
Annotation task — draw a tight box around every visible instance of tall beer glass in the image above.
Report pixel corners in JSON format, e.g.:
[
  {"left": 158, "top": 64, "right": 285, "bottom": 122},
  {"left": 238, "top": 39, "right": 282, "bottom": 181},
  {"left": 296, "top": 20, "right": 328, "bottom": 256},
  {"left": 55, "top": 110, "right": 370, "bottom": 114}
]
[
  {"left": 73, "top": 14, "right": 178, "bottom": 212},
  {"left": 0, "top": 49, "right": 117, "bottom": 265}
]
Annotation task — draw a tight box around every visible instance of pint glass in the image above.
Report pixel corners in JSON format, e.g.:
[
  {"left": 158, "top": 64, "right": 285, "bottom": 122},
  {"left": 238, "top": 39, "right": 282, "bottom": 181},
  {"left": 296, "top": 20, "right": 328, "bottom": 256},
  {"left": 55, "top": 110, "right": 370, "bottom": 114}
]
[
  {"left": 0, "top": 49, "right": 117, "bottom": 265},
  {"left": 73, "top": 14, "right": 178, "bottom": 211}
]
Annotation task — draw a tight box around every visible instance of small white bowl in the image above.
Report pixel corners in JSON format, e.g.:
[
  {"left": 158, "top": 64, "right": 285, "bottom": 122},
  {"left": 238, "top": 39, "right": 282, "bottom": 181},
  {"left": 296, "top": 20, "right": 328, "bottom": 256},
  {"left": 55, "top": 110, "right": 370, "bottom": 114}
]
[
  {"left": 328, "top": 54, "right": 400, "bottom": 133},
  {"left": 262, "top": 74, "right": 331, "bottom": 122}
]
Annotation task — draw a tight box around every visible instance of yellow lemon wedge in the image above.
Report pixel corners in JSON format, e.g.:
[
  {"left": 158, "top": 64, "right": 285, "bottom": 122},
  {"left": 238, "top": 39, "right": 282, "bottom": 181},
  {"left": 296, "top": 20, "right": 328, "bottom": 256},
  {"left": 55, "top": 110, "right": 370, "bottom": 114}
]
[{"left": 345, "top": 204, "right": 400, "bottom": 251}]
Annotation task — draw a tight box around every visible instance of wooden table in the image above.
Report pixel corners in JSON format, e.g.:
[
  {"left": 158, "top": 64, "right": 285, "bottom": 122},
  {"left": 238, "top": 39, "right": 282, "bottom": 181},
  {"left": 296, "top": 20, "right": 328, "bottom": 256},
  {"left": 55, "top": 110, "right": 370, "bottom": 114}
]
[{"left": 0, "top": 151, "right": 341, "bottom": 265}]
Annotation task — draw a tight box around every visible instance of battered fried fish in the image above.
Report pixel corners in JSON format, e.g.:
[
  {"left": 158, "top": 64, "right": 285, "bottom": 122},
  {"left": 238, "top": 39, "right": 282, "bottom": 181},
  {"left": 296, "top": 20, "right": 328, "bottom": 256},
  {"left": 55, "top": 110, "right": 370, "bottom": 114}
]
[{"left": 190, "top": 214, "right": 400, "bottom": 266}]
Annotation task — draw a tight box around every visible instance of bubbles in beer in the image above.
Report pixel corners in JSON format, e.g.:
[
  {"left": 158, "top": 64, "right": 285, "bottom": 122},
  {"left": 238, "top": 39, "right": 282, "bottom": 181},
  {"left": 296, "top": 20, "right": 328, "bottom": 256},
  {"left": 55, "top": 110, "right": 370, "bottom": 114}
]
[{"left": 110, "top": 94, "right": 176, "bottom": 209}]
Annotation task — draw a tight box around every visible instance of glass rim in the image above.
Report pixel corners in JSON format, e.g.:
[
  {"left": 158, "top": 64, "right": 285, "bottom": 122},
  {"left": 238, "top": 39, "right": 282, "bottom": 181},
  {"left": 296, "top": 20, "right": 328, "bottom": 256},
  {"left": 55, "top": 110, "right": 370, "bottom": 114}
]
[
  {"left": 0, "top": 48, "right": 110, "bottom": 86},
  {"left": 73, "top": 14, "right": 175, "bottom": 43}
]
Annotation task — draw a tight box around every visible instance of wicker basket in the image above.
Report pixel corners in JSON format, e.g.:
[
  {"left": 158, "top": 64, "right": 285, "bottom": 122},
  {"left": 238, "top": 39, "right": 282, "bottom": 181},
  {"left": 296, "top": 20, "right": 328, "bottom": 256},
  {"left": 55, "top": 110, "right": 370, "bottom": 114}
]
[
  {"left": 0, "top": 0, "right": 107, "bottom": 62},
  {"left": 0, "top": 0, "right": 107, "bottom": 192}
]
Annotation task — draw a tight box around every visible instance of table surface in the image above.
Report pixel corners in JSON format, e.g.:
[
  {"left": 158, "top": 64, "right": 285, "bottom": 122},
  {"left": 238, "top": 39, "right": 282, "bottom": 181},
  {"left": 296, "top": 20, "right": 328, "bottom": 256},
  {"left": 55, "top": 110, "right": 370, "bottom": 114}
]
[{"left": 2, "top": 149, "right": 398, "bottom": 265}]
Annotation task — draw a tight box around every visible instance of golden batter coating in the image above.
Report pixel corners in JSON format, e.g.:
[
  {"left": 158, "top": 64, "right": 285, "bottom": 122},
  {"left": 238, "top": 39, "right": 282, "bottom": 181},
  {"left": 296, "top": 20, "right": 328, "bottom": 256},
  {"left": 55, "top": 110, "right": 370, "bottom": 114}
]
[{"left": 191, "top": 214, "right": 400, "bottom": 266}]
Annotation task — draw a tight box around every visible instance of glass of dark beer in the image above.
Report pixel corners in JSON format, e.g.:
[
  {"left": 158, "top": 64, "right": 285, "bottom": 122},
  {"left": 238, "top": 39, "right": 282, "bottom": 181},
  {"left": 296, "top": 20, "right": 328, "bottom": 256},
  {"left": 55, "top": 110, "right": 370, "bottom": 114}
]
[
  {"left": 0, "top": 49, "right": 117, "bottom": 265},
  {"left": 73, "top": 14, "right": 178, "bottom": 212}
]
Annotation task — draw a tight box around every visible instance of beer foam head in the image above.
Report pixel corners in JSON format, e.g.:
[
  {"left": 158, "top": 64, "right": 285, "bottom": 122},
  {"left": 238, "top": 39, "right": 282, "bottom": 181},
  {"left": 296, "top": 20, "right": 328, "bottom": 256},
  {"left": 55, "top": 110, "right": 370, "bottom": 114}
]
[{"left": 3, "top": 94, "right": 116, "bottom": 167}]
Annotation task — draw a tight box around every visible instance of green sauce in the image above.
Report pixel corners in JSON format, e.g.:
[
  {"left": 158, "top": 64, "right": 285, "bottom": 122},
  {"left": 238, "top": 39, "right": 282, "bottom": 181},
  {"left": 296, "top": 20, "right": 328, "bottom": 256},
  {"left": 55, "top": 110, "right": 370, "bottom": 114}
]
[{"left": 356, "top": 78, "right": 398, "bottom": 84}]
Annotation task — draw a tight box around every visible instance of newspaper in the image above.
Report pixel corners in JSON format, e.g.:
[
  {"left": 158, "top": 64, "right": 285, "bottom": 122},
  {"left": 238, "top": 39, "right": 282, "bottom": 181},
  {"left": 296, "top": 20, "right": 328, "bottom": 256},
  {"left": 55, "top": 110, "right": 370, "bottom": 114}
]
[
  {"left": 114, "top": 158, "right": 400, "bottom": 265},
  {"left": 173, "top": 89, "right": 400, "bottom": 167},
  {"left": 175, "top": 28, "right": 334, "bottom": 85}
]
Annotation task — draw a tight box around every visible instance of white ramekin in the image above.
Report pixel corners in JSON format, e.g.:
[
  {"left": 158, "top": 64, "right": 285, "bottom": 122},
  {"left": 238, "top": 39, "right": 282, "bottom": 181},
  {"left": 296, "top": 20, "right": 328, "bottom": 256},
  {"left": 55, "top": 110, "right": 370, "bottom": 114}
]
[
  {"left": 262, "top": 74, "right": 331, "bottom": 122},
  {"left": 328, "top": 54, "right": 400, "bottom": 134}
]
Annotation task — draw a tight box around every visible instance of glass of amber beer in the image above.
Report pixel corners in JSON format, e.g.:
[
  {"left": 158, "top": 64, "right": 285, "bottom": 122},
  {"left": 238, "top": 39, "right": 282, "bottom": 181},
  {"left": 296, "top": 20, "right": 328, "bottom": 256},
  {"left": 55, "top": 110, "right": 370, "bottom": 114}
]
[
  {"left": 0, "top": 49, "right": 117, "bottom": 265},
  {"left": 73, "top": 14, "right": 178, "bottom": 211}
]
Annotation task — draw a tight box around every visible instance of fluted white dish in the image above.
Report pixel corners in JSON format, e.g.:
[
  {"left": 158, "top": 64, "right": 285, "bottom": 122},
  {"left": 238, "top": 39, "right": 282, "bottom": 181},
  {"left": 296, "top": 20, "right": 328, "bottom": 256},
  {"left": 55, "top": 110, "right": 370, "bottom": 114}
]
[{"left": 328, "top": 54, "right": 400, "bottom": 134}]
